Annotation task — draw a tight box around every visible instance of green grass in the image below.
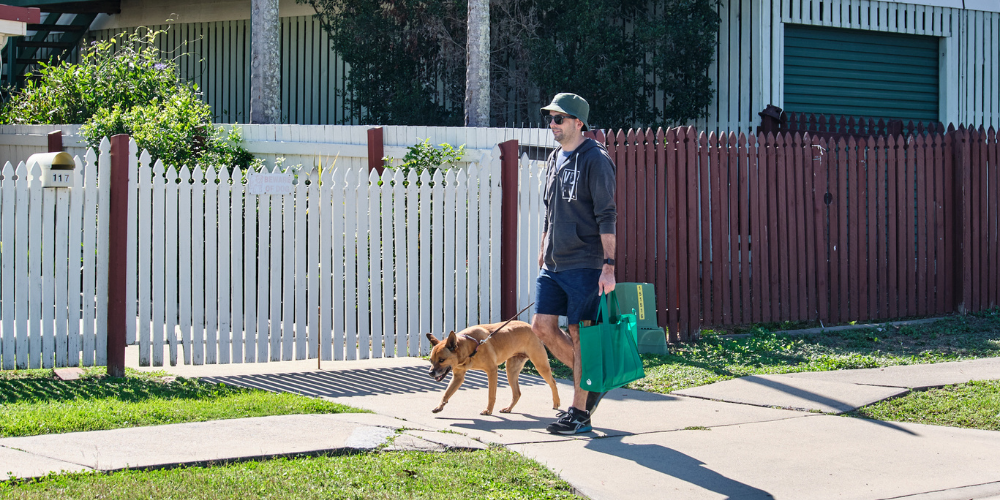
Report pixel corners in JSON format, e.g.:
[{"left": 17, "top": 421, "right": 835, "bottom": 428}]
[
  {"left": 0, "top": 367, "right": 363, "bottom": 438},
  {"left": 0, "top": 450, "right": 579, "bottom": 500},
  {"left": 529, "top": 310, "right": 1000, "bottom": 394},
  {"left": 852, "top": 380, "right": 1000, "bottom": 431}
]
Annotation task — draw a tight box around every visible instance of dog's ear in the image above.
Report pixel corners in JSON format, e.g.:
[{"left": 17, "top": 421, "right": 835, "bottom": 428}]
[
  {"left": 445, "top": 331, "right": 458, "bottom": 350},
  {"left": 425, "top": 333, "right": 440, "bottom": 346}
]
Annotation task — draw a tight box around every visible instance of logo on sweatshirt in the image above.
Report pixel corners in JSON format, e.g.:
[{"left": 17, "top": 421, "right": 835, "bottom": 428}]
[{"left": 560, "top": 168, "right": 579, "bottom": 201}]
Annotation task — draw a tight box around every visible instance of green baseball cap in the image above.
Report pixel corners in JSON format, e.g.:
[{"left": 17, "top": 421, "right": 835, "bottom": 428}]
[{"left": 541, "top": 93, "right": 589, "bottom": 131}]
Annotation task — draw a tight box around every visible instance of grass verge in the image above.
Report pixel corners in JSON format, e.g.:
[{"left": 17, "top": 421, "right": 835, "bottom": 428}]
[
  {"left": 0, "top": 368, "right": 362, "bottom": 438},
  {"left": 529, "top": 310, "right": 1000, "bottom": 394},
  {"left": 851, "top": 380, "right": 1000, "bottom": 431},
  {"left": 0, "top": 450, "right": 579, "bottom": 499}
]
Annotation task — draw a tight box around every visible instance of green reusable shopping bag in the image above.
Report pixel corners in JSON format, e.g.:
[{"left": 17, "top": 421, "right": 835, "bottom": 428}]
[{"left": 579, "top": 291, "right": 645, "bottom": 393}]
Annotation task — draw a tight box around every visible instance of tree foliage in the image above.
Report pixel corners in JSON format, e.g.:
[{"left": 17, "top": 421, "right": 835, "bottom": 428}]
[
  {"left": 299, "top": 0, "right": 720, "bottom": 128},
  {"left": 0, "top": 29, "right": 254, "bottom": 169},
  {"left": 302, "top": 0, "right": 467, "bottom": 125}
]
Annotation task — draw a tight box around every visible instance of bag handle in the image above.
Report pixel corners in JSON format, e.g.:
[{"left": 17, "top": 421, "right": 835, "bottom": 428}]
[{"left": 595, "top": 290, "right": 622, "bottom": 324}]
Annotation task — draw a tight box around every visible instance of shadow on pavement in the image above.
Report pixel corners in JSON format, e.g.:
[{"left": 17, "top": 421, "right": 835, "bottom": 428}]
[
  {"left": 741, "top": 376, "right": 919, "bottom": 435},
  {"left": 201, "top": 366, "right": 547, "bottom": 399},
  {"left": 585, "top": 437, "right": 775, "bottom": 499},
  {"left": 741, "top": 376, "right": 858, "bottom": 413},
  {"left": 439, "top": 412, "right": 559, "bottom": 434}
]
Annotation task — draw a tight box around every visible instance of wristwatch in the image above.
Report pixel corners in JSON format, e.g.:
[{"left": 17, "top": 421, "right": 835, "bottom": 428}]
[{"left": 603, "top": 258, "right": 616, "bottom": 266}]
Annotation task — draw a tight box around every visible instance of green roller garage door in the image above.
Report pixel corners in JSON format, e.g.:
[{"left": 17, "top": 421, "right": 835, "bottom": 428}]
[{"left": 783, "top": 25, "right": 940, "bottom": 123}]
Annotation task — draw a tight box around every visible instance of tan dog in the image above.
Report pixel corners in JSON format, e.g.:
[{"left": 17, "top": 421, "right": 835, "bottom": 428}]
[{"left": 426, "top": 320, "right": 561, "bottom": 415}]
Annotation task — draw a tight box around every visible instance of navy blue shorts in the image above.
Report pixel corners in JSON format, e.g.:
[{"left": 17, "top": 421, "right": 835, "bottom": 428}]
[{"left": 534, "top": 268, "right": 602, "bottom": 325}]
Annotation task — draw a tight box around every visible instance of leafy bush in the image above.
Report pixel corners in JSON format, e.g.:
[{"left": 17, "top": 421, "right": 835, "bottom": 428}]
[
  {"left": 383, "top": 138, "right": 466, "bottom": 178},
  {"left": 0, "top": 29, "right": 255, "bottom": 170}
]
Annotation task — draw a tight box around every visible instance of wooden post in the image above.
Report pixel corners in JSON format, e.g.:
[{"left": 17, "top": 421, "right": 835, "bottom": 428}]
[
  {"left": 367, "top": 127, "right": 385, "bottom": 175},
  {"left": 107, "top": 134, "right": 130, "bottom": 377},
  {"left": 888, "top": 120, "right": 904, "bottom": 138},
  {"left": 47, "top": 130, "right": 62, "bottom": 152},
  {"left": 954, "top": 127, "right": 972, "bottom": 313},
  {"left": 758, "top": 104, "right": 784, "bottom": 135},
  {"left": 499, "top": 139, "right": 519, "bottom": 320}
]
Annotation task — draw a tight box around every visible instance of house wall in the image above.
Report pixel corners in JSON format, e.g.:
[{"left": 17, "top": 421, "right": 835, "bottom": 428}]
[
  {"left": 89, "top": 0, "right": 313, "bottom": 29},
  {"left": 704, "top": 0, "right": 1000, "bottom": 132},
  {"left": 87, "top": 0, "right": 999, "bottom": 132}
]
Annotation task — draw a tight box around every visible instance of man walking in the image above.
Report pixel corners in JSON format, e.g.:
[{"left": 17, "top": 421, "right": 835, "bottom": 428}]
[{"left": 531, "top": 93, "right": 617, "bottom": 435}]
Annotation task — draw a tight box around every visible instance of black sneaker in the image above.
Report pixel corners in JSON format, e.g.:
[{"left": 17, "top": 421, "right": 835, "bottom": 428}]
[
  {"left": 585, "top": 391, "right": 608, "bottom": 415},
  {"left": 546, "top": 407, "right": 592, "bottom": 435}
]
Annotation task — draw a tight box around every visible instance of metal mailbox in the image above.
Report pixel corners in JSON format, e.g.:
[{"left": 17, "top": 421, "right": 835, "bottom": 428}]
[{"left": 26, "top": 151, "right": 75, "bottom": 188}]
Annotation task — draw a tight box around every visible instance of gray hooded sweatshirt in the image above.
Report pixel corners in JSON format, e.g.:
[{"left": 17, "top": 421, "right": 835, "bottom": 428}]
[{"left": 542, "top": 138, "right": 617, "bottom": 271}]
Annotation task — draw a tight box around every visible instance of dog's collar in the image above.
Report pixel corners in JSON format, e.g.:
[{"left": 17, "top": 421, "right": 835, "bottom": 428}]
[{"left": 459, "top": 333, "right": 482, "bottom": 358}]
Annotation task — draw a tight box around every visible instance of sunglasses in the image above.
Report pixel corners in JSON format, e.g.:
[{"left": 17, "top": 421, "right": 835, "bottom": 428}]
[{"left": 544, "top": 114, "right": 576, "bottom": 125}]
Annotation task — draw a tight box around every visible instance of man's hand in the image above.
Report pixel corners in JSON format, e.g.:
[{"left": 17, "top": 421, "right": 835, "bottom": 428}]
[{"left": 598, "top": 264, "right": 616, "bottom": 294}]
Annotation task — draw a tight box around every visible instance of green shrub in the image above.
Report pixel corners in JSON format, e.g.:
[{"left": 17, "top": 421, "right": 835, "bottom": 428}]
[
  {"left": 383, "top": 138, "right": 466, "bottom": 178},
  {"left": 0, "top": 28, "right": 255, "bottom": 170}
]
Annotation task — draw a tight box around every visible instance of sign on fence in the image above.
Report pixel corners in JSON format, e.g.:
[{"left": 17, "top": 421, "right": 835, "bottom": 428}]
[{"left": 247, "top": 172, "right": 294, "bottom": 195}]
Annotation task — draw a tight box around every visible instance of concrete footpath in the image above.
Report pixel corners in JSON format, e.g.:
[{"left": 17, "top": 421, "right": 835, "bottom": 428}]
[{"left": 1, "top": 349, "right": 999, "bottom": 500}]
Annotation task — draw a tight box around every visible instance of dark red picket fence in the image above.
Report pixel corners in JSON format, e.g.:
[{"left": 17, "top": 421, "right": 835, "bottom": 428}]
[{"left": 569, "top": 126, "right": 1000, "bottom": 342}]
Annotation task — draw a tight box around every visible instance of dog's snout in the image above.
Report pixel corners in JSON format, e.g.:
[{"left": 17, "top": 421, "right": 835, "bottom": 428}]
[{"left": 427, "top": 364, "right": 451, "bottom": 382}]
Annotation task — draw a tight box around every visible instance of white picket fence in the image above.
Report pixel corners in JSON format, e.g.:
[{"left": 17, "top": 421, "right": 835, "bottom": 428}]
[
  {"left": 127, "top": 145, "right": 505, "bottom": 367},
  {"left": 0, "top": 141, "right": 512, "bottom": 369},
  {"left": 0, "top": 142, "right": 110, "bottom": 370},
  {"left": 0, "top": 134, "right": 565, "bottom": 369}
]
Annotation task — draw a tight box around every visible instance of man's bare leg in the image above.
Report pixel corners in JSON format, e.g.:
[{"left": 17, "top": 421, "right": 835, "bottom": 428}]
[
  {"left": 531, "top": 314, "right": 572, "bottom": 365},
  {"left": 531, "top": 314, "right": 588, "bottom": 411}
]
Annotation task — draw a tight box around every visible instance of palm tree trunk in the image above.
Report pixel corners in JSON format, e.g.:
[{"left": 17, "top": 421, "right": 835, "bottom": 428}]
[
  {"left": 250, "top": 0, "right": 280, "bottom": 124},
  {"left": 465, "top": 0, "right": 489, "bottom": 127}
]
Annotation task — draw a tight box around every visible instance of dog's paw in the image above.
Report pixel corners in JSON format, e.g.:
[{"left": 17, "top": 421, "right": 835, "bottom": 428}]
[{"left": 480, "top": 409, "right": 493, "bottom": 415}]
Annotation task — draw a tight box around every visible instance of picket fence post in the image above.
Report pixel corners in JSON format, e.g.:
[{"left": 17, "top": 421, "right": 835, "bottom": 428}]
[
  {"left": 368, "top": 127, "right": 384, "bottom": 174},
  {"left": 107, "top": 134, "right": 130, "bottom": 376},
  {"left": 499, "top": 139, "right": 519, "bottom": 320},
  {"left": 47, "top": 130, "right": 62, "bottom": 153},
  {"left": 953, "top": 127, "right": 972, "bottom": 314}
]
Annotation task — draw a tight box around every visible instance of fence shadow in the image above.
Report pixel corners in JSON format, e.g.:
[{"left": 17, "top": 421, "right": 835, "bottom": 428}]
[{"left": 201, "top": 366, "right": 548, "bottom": 399}]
